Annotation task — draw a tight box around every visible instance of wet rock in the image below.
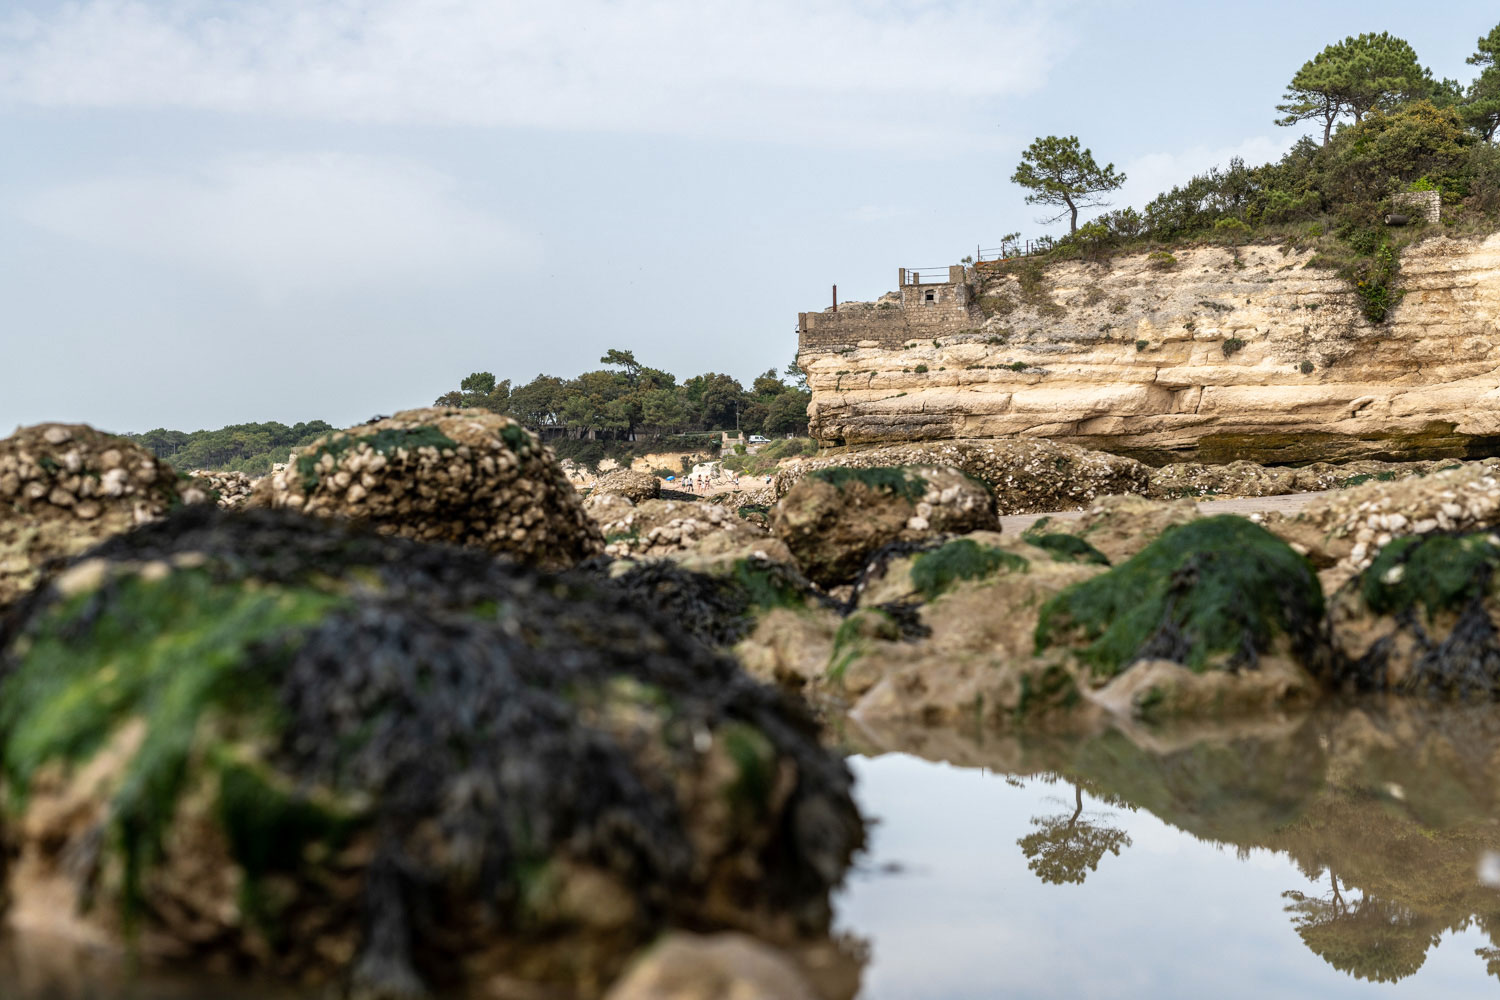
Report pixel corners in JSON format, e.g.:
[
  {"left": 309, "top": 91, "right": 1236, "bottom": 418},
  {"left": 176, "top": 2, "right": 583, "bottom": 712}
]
[
  {"left": 0, "top": 423, "right": 185, "bottom": 607},
  {"left": 1036, "top": 517, "right": 1325, "bottom": 715},
  {"left": 1327, "top": 531, "right": 1500, "bottom": 698},
  {"left": 588, "top": 497, "right": 794, "bottom": 568},
  {"left": 1019, "top": 495, "right": 1200, "bottom": 566},
  {"left": 188, "top": 469, "right": 256, "bottom": 508},
  {"left": 592, "top": 469, "right": 661, "bottom": 504},
  {"left": 249, "top": 407, "right": 603, "bottom": 569},
  {"left": 772, "top": 466, "right": 996, "bottom": 587},
  {"left": 773, "top": 439, "right": 1148, "bottom": 515},
  {"left": 1268, "top": 461, "right": 1500, "bottom": 591},
  {"left": 0, "top": 507, "right": 863, "bottom": 997},
  {"left": 604, "top": 932, "right": 819, "bottom": 1000},
  {"left": 1145, "top": 459, "right": 1445, "bottom": 500}
]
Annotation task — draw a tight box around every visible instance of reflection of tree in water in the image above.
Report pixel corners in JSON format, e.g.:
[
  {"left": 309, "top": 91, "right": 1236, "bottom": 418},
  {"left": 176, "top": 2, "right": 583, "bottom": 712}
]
[
  {"left": 1017, "top": 782, "right": 1132, "bottom": 885},
  {"left": 1282, "top": 870, "right": 1440, "bottom": 983}
]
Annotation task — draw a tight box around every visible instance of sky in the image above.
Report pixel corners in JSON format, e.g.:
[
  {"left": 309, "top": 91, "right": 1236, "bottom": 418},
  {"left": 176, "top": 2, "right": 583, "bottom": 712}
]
[{"left": 1, "top": 0, "right": 1495, "bottom": 433}]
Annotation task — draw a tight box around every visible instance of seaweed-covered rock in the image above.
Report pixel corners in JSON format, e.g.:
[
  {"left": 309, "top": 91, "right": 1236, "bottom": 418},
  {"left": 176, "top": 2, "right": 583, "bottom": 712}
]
[
  {"left": 1036, "top": 516, "right": 1325, "bottom": 714},
  {"left": 592, "top": 469, "right": 661, "bottom": 504},
  {"left": 737, "top": 532, "right": 1101, "bottom": 725},
  {"left": 773, "top": 439, "right": 1148, "bottom": 514},
  {"left": 1022, "top": 495, "right": 1200, "bottom": 565},
  {"left": 1268, "top": 462, "right": 1500, "bottom": 591},
  {"left": 250, "top": 407, "right": 603, "bottom": 569},
  {"left": 0, "top": 423, "right": 187, "bottom": 607},
  {"left": 0, "top": 507, "right": 862, "bottom": 997},
  {"left": 188, "top": 469, "right": 256, "bottom": 508},
  {"left": 588, "top": 497, "right": 793, "bottom": 567},
  {"left": 1327, "top": 532, "right": 1500, "bottom": 698},
  {"left": 772, "top": 466, "right": 996, "bottom": 586}
]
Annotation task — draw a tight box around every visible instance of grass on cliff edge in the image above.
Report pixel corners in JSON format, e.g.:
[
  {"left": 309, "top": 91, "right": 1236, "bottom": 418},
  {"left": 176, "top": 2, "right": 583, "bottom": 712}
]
[{"left": 1035, "top": 516, "right": 1325, "bottom": 676}]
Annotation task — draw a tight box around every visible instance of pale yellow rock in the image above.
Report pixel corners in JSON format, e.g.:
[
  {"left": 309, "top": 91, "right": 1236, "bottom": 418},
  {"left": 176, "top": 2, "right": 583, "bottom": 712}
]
[{"left": 801, "top": 237, "right": 1500, "bottom": 463}]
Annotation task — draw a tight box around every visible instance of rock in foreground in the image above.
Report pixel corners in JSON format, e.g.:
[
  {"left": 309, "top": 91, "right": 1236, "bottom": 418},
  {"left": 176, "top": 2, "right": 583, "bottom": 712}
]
[
  {"left": 0, "top": 423, "right": 186, "bottom": 607},
  {"left": 0, "top": 507, "right": 862, "bottom": 997},
  {"left": 251, "top": 407, "right": 603, "bottom": 568}
]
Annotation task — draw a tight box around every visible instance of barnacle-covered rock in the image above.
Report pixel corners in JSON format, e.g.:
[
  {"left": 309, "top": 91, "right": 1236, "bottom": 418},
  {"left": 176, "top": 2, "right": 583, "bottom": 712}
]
[
  {"left": 772, "top": 466, "right": 996, "bottom": 587},
  {"left": 187, "top": 469, "right": 256, "bottom": 508},
  {"left": 591, "top": 469, "right": 661, "bottom": 504},
  {"left": 0, "top": 507, "right": 863, "bottom": 998},
  {"left": 773, "top": 439, "right": 1148, "bottom": 514},
  {"left": 588, "top": 496, "right": 794, "bottom": 568},
  {"left": 0, "top": 423, "right": 186, "bottom": 607},
  {"left": 250, "top": 407, "right": 603, "bottom": 568},
  {"left": 1268, "top": 462, "right": 1500, "bottom": 591}
]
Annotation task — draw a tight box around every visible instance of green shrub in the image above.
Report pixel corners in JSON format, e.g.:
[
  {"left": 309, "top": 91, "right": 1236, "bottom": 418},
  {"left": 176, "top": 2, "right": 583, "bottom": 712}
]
[
  {"left": 1222, "top": 337, "right": 1246, "bottom": 357},
  {"left": 914, "top": 364, "right": 929, "bottom": 373},
  {"left": 1008, "top": 361, "right": 1028, "bottom": 372},
  {"left": 1135, "top": 340, "right": 1150, "bottom": 352},
  {"left": 1035, "top": 516, "right": 1325, "bottom": 676},
  {"left": 1147, "top": 251, "right": 1177, "bottom": 269},
  {"left": 1299, "top": 360, "right": 1315, "bottom": 374}
]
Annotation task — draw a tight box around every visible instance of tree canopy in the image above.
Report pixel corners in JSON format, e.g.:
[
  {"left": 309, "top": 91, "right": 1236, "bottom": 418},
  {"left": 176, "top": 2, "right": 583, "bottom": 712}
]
[
  {"left": 1466, "top": 23, "right": 1500, "bottom": 141},
  {"left": 1010, "top": 136, "right": 1126, "bottom": 235},
  {"left": 1277, "top": 32, "right": 1437, "bottom": 144}
]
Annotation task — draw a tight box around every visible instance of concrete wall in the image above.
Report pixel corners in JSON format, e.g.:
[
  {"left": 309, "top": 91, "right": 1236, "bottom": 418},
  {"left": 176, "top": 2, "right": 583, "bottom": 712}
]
[{"left": 799, "top": 278, "right": 983, "bottom": 352}]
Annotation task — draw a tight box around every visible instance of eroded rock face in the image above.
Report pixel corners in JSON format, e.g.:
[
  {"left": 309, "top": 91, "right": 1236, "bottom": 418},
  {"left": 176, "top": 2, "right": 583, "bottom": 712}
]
[
  {"left": 773, "top": 439, "right": 1148, "bottom": 515},
  {"left": 592, "top": 469, "right": 661, "bottom": 504},
  {"left": 0, "top": 507, "right": 863, "bottom": 998},
  {"left": 772, "top": 466, "right": 996, "bottom": 586},
  {"left": 250, "top": 407, "right": 603, "bottom": 568},
  {"left": 0, "top": 423, "right": 186, "bottom": 607},
  {"left": 801, "top": 236, "right": 1500, "bottom": 463}
]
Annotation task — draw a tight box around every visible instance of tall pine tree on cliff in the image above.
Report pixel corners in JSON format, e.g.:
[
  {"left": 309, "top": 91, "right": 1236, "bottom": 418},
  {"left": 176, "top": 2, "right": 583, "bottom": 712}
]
[{"left": 1010, "top": 136, "right": 1125, "bottom": 236}]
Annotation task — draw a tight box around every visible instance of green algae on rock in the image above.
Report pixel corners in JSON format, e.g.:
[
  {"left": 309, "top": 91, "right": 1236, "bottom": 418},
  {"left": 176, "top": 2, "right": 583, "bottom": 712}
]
[
  {"left": 1328, "top": 531, "right": 1500, "bottom": 698},
  {"left": 1036, "top": 516, "right": 1327, "bottom": 677},
  {"left": 0, "top": 507, "right": 863, "bottom": 998},
  {"left": 908, "top": 538, "right": 1029, "bottom": 600}
]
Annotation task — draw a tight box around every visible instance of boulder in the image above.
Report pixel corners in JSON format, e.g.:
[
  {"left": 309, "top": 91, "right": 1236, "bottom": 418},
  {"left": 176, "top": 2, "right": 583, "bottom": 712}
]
[
  {"left": 0, "top": 423, "right": 187, "bottom": 607},
  {"left": 188, "top": 469, "right": 256, "bottom": 508},
  {"left": 250, "top": 407, "right": 603, "bottom": 568},
  {"left": 1036, "top": 516, "right": 1325, "bottom": 717},
  {"left": 0, "top": 507, "right": 863, "bottom": 997},
  {"left": 592, "top": 469, "right": 661, "bottom": 504},
  {"left": 1326, "top": 531, "right": 1500, "bottom": 698},
  {"left": 589, "top": 496, "right": 794, "bottom": 568},
  {"left": 1021, "top": 495, "right": 1200, "bottom": 565},
  {"left": 1268, "top": 461, "right": 1500, "bottom": 591},
  {"left": 604, "top": 932, "right": 819, "bottom": 1000},
  {"left": 773, "top": 439, "right": 1148, "bottom": 514},
  {"left": 772, "top": 466, "right": 996, "bottom": 586}
]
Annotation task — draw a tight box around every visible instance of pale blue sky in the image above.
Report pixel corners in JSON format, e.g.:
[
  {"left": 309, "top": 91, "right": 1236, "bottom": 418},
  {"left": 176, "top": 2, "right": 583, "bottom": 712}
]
[{"left": 1, "top": 1, "right": 1495, "bottom": 433}]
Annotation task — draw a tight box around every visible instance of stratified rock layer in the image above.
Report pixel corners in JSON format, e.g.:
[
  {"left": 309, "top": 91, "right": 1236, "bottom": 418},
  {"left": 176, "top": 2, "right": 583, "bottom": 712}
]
[{"left": 801, "top": 236, "right": 1500, "bottom": 463}]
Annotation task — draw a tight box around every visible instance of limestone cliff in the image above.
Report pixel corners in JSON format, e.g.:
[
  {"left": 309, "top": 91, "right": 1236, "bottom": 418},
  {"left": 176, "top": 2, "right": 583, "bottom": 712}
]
[{"left": 798, "top": 235, "right": 1500, "bottom": 463}]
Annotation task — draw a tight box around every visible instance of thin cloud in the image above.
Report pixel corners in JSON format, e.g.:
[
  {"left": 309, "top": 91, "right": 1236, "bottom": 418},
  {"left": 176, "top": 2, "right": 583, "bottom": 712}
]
[
  {"left": 17, "top": 152, "right": 527, "bottom": 299},
  {"left": 0, "top": 0, "right": 1069, "bottom": 148}
]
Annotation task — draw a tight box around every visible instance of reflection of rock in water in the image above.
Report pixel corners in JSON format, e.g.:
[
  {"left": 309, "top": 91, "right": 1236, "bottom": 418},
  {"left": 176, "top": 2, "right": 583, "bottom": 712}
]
[
  {"left": 1017, "top": 783, "right": 1131, "bottom": 885},
  {"left": 854, "top": 702, "right": 1500, "bottom": 984},
  {"left": 0, "top": 507, "right": 866, "bottom": 998}
]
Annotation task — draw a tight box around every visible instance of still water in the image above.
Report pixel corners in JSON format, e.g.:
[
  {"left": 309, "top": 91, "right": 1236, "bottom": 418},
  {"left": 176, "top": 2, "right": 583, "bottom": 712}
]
[
  {"left": 7, "top": 704, "right": 1500, "bottom": 998},
  {"left": 841, "top": 706, "right": 1500, "bottom": 999}
]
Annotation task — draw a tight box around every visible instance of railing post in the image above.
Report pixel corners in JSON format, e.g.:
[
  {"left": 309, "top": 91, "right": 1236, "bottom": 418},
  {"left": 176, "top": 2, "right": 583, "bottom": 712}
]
[
  {"left": 832, "top": 284, "right": 837, "bottom": 312},
  {"left": 899, "top": 267, "right": 906, "bottom": 287}
]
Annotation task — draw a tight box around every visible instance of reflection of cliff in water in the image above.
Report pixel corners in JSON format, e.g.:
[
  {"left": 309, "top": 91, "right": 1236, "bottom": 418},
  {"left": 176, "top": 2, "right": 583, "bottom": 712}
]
[{"left": 852, "top": 702, "right": 1500, "bottom": 985}]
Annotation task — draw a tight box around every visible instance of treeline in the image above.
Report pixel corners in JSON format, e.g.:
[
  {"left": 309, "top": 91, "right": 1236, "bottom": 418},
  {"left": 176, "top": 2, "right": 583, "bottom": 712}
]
[
  {"left": 1010, "top": 24, "right": 1500, "bottom": 321},
  {"left": 433, "top": 348, "right": 812, "bottom": 441},
  {"left": 132, "top": 421, "right": 335, "bottom": 475}
]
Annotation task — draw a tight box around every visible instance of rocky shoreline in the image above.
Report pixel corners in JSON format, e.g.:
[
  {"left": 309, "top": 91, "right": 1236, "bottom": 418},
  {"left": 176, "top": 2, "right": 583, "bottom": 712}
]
[{"left": 6, "top": 409, "right": 1500, "bottom": 998}]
